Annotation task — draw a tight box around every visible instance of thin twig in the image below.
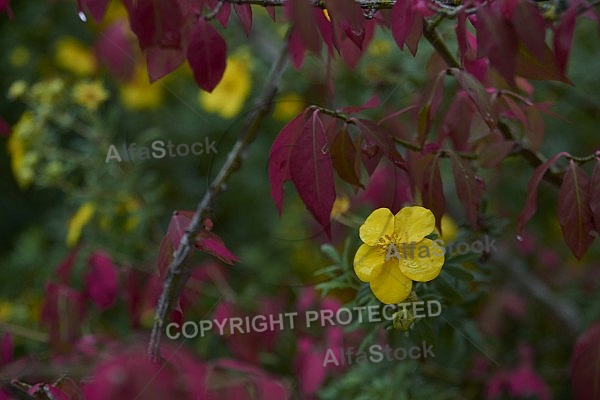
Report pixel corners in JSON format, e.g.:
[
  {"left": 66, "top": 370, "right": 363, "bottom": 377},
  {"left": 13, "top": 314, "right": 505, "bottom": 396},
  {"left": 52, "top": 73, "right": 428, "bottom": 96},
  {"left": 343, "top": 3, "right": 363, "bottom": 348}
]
[{"left": 147, "top": 36, "right": 290, "bottom": 362}]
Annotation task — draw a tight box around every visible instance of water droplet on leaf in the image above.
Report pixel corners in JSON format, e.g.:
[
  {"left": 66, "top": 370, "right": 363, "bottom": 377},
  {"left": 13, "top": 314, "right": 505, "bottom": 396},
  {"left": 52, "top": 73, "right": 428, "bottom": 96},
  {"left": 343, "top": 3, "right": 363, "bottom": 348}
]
[
  {"left": 516, "top": 235, "right": 524, "bottom": 242},
  {"left": 78, "top": 11, "right": 88, "bottom": 22}
]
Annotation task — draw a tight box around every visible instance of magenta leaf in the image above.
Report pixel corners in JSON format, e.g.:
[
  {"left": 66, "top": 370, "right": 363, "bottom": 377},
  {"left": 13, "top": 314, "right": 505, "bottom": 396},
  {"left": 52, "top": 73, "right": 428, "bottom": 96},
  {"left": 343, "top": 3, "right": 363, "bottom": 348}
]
[
  {"left": 146, "top": 46, "right": 186, "bottom": 82},
  {"left": 187, "top": 20, "right": 227, "bottom": 92},
  {"left": 85, "top": 251, "right": 119, "bottom": 311},
  {"left": 195, "top": 231, "right": 240, "bottom": 265},
  {"left": 570, "top": 322, "right": 600, "bottom": 400},
  {"left": 518, "top": 152, "right": 568, "bottom": 235},
  {"left": 558, "top": 160, "right": 595, "bottom": 259}
]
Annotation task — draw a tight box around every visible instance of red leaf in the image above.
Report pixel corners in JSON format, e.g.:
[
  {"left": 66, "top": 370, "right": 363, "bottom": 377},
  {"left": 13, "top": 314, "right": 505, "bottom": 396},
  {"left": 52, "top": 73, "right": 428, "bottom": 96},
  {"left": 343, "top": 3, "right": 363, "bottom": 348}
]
[
  {"left": 416, "top": 153, "right": 446, "bottom": 232},
  {"left": 195, "top": 231, "right": 240, "bottom": 265},
  {"left": 554, "top": 5, "right": 578, "bottom": 76},
  {"left": 79, "top": 0, "right": 110, "bottom": 23},
  {"left": 269, "top": 110, "right": 310, "bottom": 213},
  {"left": 417, "top": 70, "right": 446, "bottom": 145},
  {"left": 450, "top": 68, "right": 497, "bottom": 129},
  {"left": 286, "top": 0, "right": 321, "bottom": 55},
  {"left": 147, "top": 46, "right": 186, "bottom": 82},
  {"left": 234, "top": 3, "right": 252, "bottom": 36},
  {"left": 0, "top": 0, "right": 13, "bottom": 19},
  {"left": 55, "top": 245, "right": 82, "bottom": 285},
  {"left": 340, "top": 95, "right": 380, "bottom": 114},
  {"left": 441, "top": 92, "right": 475, "bottom": 152},
  {"left": 515, "top": 41, "right": 571, "bottom": 84},
  {"left": 590, "top": 158, "right": 600, "bottom": 232},
  {"left": 476, "top": 6, "right": 518, "bottom": 85},
  {"left": 187, "top": 20, "right": 227, "bottom": 92},
  {"left": 511, "top": 0, "right": 547, "bottom": 62},
  {"left": 558, "top": 160, "right": 595, "bottom": 259},
  {"left": 122, "top": 0, "right": 183, "bottom": 50},
  {"left": 518, "top": 152, "right": 568, "bottom": 235},
  {"left": 478, "top": 139, "right": 516, "bottom": 168},
  {"left": 289, "top": 111, "right": 336, "bottom": 237},
  {"left": 85, "top": 252, "right": 119, "bottom": 310},
  {"left": 288, "top": 27, "right": 307, "bottom": 69},
  {"left": 96, "top": 22, "right": 136, "bottom": 81},
  {"left": 570, "top": 322, "right": 600, "bottom": 400},
  {"left": 391, "top": 0, "right": 415, "bottom": 50},
  {"left": 330, "top": 123, "right": 362, "bottom": 188},
  {"left": 451, "top": 154, "right": 485, "bottom": 229}
]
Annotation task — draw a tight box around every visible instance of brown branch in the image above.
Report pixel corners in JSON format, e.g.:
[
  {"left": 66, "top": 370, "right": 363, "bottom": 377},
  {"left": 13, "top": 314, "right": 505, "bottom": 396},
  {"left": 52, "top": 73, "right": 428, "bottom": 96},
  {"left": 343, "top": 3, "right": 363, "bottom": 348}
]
[{"left": 147, "top": 36, "right": 290, "bottom": 362}]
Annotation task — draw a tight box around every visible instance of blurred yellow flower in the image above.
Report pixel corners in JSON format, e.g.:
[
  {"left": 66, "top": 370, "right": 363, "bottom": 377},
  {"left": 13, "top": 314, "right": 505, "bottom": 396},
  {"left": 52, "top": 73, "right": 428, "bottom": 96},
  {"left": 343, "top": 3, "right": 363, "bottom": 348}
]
[
  {"left": 66, "top": 202, "right": 96, "bottom": 247},
  {"left": 7, "top": 112, "right": 40, "bottom": 189},
  {"left": 7, "top": 80, "right": 27, "bottom": 100},
  {"left": 199, "top": 52, "right": 252, "bottom": 118},
  {"left": 72, "top": 81, "right": 109, "bottom": 111},
  {"left": 9, "top": 46, "right": 30, "bottom": 68},
  {"left": 120, "top": 66, "right": 163, "bottom": 110},
  {"left": 331, "top": 195, "right": 350, "bottom": 219},
  {"left": 273, "top": 93, "right": 305, "bottom": 121},
  {"left": 353, "top": 207, "right": 445, "bottom": 304},
  {"left": 0, "top": 301, "right": 13, "bottom": 322},
  {"left": 439, "top": 214, "right": 459, "bottom": 243},
  {"left": 368, "top": 39, "right": 392, "bottom": 57},
  {"left": 55, "top": 37, "right": 97, "bottom": 76},
  {"left": 30, "top": 78, "right": 65, "bottom": 106}
]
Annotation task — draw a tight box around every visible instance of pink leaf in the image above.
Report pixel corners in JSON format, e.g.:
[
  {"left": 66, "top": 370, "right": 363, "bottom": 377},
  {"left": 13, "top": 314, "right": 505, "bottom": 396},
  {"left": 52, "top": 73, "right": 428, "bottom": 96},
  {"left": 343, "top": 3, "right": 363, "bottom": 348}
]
[
  {"left": 85, "top": 251, "right": 119, "bottom": 310},
  {"left": 558, "top": 160, "right": 595, "bottom": 259},
  {"left": 517, "top": 152, "right": 568, "bottom": 235},
  {"left": 146, "top": 46, "right": 185, "bottom": 82},
  {"left": 187, "top": 20, "right": 227, "bottom": 92}
]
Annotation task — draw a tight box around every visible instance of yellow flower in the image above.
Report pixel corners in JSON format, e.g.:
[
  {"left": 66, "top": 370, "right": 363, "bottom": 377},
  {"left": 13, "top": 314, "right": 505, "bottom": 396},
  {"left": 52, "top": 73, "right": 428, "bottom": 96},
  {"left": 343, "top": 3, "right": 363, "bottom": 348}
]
[
  {"left": 66, "top": 202, "right": 96, "bottom": 247},
  {"left": 273, "top": 93, "right": 305, "bottom": 121},
  {"left": 55, "top": 37, "right": 97, "bottom": 76},
  {"left": 9, "top": 46, "right": 30, "bottom": 68},
  {"left": 72, "top": 81, "right": 109, "bottom": 111},
  {"left": 7, "top": 80, "right": 28, "bottom": 100},
  {"left": 199, "top": 52, "right": 252, "bottom": 118},
  {"left": 7, "top": 112, "right": 40, "bottom": 189},
  {"left": 353, "top": 206, "right": 445, "bottom": 304},
  {"left": 120, "top": 66, "right": 163, "bottom": 110}
]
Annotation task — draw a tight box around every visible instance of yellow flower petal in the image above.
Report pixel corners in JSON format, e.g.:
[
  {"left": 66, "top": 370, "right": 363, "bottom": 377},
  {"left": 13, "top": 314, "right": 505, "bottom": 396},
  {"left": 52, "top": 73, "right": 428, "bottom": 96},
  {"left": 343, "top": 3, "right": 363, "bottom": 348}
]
[
  {"left": 359, "top": 207, "right": 395, "bottom": 246},
  {"left": 394, "top": 206, "right": 435, "bottom": 243},
  {"left": 354, "top": 243, "right": 386, "bottom": 282},
  {"left": 398, "top": 239, "right": 444, "bottom": 282},
  {"left": 66, "top": 202, "right": 96, "bottom": 247},
  {"left": 370, "top": 260, "right": 412, "bottom": 304}
]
